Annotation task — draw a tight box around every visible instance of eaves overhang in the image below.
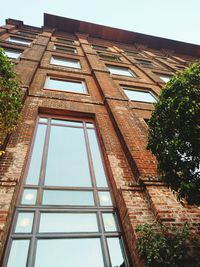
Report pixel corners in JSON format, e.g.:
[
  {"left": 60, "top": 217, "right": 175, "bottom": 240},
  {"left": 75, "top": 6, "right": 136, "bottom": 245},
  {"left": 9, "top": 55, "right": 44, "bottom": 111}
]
[{"left": 44, "top": 13, "right": 200, "bottom": 57}]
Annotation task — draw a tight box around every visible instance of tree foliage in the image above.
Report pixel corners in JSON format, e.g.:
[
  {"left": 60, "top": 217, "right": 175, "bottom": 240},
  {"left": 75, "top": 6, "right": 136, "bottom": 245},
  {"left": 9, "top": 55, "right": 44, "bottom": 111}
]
[
  {"left": 0, "top": 48, "right": 22, "bottom": 134},
  {"left": 0, "top": 48, "right": 22, "bottom": 156},
  {"left": 147, "top": 62, "right": 200, "bottom": 205}
]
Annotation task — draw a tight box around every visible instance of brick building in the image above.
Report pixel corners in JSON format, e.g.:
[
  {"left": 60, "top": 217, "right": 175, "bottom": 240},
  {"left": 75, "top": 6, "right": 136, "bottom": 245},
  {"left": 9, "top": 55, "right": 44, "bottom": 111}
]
[{"left": 0, "top": 13, "right": 200, "bottom": 267}]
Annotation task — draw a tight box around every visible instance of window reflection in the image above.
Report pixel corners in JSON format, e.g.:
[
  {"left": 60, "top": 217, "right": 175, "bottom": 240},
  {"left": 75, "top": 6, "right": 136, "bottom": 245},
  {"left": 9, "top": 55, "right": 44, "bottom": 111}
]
[
  {"left": 45, "top": 126, "right": 92, "bottom": 187},
  {"left": 35, "top": 238, "right": 104, "bottom": 267}
]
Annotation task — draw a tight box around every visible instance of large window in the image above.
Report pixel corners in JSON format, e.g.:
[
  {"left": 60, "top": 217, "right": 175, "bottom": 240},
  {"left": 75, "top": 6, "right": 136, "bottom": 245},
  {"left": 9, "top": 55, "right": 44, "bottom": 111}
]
[
  {"left": 107, "top": 65, "right": 136, "bottom": 77},
  {"left": 51, "top": 56, "right": 81, "bottom": 69},
  {"left": 3, "top": 117, "right": 129, "bottom": 267},
  {"left": 44, "top": 77, "right": 87, "bottom": 94}
]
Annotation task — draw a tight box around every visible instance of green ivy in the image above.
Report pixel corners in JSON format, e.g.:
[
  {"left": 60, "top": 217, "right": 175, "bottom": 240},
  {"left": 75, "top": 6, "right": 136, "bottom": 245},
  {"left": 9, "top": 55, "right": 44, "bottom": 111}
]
[
  {"left": 0, "top": 48, "right": 22, "bottom": 154},
  {"left": 147, "top": 62, "right": 200, "bottom": 205},
  {"left": 136, "top": 223, "right": 199, "bottom": 267}
]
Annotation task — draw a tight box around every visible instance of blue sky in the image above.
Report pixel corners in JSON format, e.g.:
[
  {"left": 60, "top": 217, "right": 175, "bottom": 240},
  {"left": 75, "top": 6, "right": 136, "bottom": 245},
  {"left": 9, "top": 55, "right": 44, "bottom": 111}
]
[{"left": 1, "top": 0, "right": 200, "bottom": 45}]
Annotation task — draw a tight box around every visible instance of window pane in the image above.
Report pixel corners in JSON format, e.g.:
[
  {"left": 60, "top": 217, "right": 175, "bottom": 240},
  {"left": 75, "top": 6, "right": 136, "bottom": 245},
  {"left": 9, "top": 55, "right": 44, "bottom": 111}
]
[
  {"left": 15, "top": 212, "right": 34, "bottom": 233},
  {"left": 7, "top": 240, "right": 29, "bottom": 267},
  {"left": 39, "top": 213, "right": 98, "bottom": 232},
  {"left": 39, "top": 117, "right": 48, "bottom": 123},
  {"left": 103, "top": 213, "right": 117, "bottom": 232},
  {"left": 107, "top": 238, "right": 126, "bottom": 267},
  {"left": 98, "top": 191, "right": 112, "bottom": 206},
  {"left": 45, "top": 78, "right": 85, "bottom": 93},
  {"left": 4, "top": 49, "right": 21, "bottom": 59},
  {"left": 123, "top": 89, "right": 156, "bottom": 103},
  {"left": 42, "top": 190, "right": 94, "bottom": 206},
  {"left": 54, "top": 45, "right": 76, "bottom": 53},
  {"left": 87, "top": 129, "right": 108, "bottom": 187},
  {"left": 26, "top": 124, "right": 47, "bottom": 185},
  {"left": 45, "top": 126, "right": 92, "bottom": 187},
  {"left": 21, "top": 189, "right": 37, "bottom": 205},
  {"left": 35, "top": 238, "right": 104, "bottom": 267},
  {"left": 159, "top": 74, "right": 171, "bottom": 83},
  {"left": 51, "top": 56, "right": 80, "bottom": 68},
  {"left": 108, "top": 66, "right": 135, "bottom": 77},
  {"left": 7, "top": 37, "right": 31, "bottom": 45},
  {"left": 51, "top": 119, "right": 83, "bottom": 126}
]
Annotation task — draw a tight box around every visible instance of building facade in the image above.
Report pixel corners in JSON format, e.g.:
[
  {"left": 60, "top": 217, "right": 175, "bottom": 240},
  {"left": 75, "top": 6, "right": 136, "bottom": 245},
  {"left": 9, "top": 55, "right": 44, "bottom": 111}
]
[{"left": 0, "top": 13, "right": 200, "bottom": 267}]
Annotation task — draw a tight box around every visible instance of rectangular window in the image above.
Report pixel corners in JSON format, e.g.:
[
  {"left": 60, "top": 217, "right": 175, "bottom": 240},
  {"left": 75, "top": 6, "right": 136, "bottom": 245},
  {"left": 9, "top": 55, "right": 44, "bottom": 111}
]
[
  {"left": 7, "top": 37, "right": 32, "bottom": 46},
  {"left": 3, "top": 117, "right": 130, "bottom": 267},
  {"left": 92, "top": 44, "right": 108, "bottom": 51},
  {"left": 107, "top": 65, "right": 136, "bottom": 77},
  {"left": 125, "top": 50, "right": 141, "bottom": 57},
  {"left": 44, "top": 77, "right": 87, "bottom": 93},
  {"left": 3, "top": 48, "right": 21, "bottom": 59},
  {"left": 56, "top": 37, "right": 75, "bottom": 45},
  {"left": 51, "top": 56, "right": 81, "bottom": 69},
  {"left": 136, "top": 59, "right": 155, "bottom": 67},
  {"left": 17, "top": 31, "right": 38, "bottom": 37},
  {"left": 123, "top": 88, "right": 157, "bottom": 103},
  {"left": 54, "top": 45, "right": 77, "bottom": 54},
  {"left": 158, "top": 74, "right": 171, "bottom": 83},
  {"left": 98, "top": 53, "right": 120, "bottom": 62}
]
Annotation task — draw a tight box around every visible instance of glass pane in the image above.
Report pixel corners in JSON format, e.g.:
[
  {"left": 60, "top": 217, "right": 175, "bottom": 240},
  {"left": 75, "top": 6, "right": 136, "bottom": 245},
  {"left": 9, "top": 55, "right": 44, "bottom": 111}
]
[
  {"left": 108, "top": 66, "right": 135, "bottom": 77},
  {"left": 87, "top": 129, "right": 108, "bottom": 187},
  {"left": 26, "top": 124, "right": 47, "bottom": 185},
  {"left": 4, "top": 49, "right": 21, "bottom": 59},
  {"left": 7, "top": 240, "right": 29, "bottom": 267},
  {"left": 8, "top": 37, "right": 31, "bottom": 45},
  {"left": 39, "top": 117, "right": 48, "bottom": 123},
  {"left": 15, "top": 212, "right": 34, "bottom": 233},
  {"left": 51, "top": 119, "right": 83, "bottom": 126},
  {"left": 51, "top": 57, "right": 80, "bottom": 69},
  {"left": 123, "top": 89, "right": 156, "bottom": 103},
  {"left": 159, "top": 74, "right": 171, "bottom": 83},
  {"left": 35, "top": 238, "right": 104, "bottom": 267},
  {"left": 45, "top": 78, "right": 85, "bottom": 93},
  {"left": 21, "top": 189, "right": 37, "bottom": 205},
  {"left": 43, "top": 190, "right": 94, "bottom": 206},
  {"left": 86, "top": 122, "right": 95, "bottom": 128},
  {"left": 39, "top": 213, "right": 98, "bottom": 232},
  {"left": 103, "top": 213, "right": 117, "bottom": 232},
  {"left": 107, "top": 238, "right": 126, "bottom": 267},
  {"left": 98, "top": 191, "right": 112, "bottom": 206},
  {"left": 45, "top": 126, "right": 92, "bottom": 187}
]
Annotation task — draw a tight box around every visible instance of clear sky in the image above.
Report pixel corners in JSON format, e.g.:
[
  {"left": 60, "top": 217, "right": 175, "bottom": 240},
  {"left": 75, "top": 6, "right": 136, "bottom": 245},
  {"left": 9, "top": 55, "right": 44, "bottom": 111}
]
[{"left": 1, "top": 0, "right": 200, "bottom": 45}]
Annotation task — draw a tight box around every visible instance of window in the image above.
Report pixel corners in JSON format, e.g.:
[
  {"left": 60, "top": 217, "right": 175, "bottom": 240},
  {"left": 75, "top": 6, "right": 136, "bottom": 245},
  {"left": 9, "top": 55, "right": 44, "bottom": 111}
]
[
  {"left": 98, "top": 53, "right": 120, "bottom": 62},
  {"left": 92, "top": 44, "right": 108, "bottom": 51},
  {"left": 56, "top": 37, "right": 75, "bottom": 45},
  {"left": 136, "top": 59, "right": 155, "bottom": 67},
  {"left": 17, "top": 31, "right": 38, "bottom": 37},
  {"left": 125, "top": 50, "right": 141, "bottom": 57},
  {"left": 3, "top": 117, "right": 129, "bottom": 267},
  {"left": 107, "top": 65, "right": 136, "bottom": 77},
  {"left": 51, "top": 56, "right": 81, "bottom": 69},
  {"left": 158, "top": 74, "right": 171, "bottom": 83},
  {"left": 7, "top": 37, "right": 32, "bottom": 46},
  {"left": 123, "top": 88, "right": 157, "bottom": 103},
  {"left": 44, "top": 77, "right": 87, "bottom": 94},
  {"left": 54, "top": 45, "right": 77, "bottom": 54},
  {"left": 3, "top": 48, "right": 21, "bottom": 59}
]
